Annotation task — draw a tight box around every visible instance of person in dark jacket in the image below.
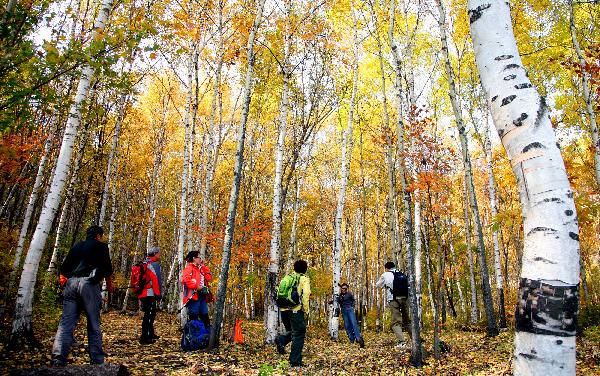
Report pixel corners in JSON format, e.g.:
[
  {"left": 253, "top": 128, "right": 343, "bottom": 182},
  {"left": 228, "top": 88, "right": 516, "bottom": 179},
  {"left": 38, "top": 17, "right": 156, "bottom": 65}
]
[
  {"left": 52, "top": 225, "right": 114, "bottom": 366},
  {"left": 330, "top": 283, "right": 364, "bottom": 347},
  {"left": 138, "top": 246, "right": 162, "bottom": 344}
]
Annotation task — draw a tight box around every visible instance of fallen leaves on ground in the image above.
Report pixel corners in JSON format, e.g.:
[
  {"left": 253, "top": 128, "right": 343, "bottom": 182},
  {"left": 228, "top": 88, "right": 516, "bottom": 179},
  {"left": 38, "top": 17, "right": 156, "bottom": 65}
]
[{"left": 1, "top": 311, "right": 599, "bottom": 375}]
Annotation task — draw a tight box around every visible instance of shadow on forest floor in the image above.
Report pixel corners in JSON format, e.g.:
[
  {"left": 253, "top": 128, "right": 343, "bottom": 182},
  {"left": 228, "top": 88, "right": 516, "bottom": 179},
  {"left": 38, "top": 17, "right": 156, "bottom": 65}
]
[{"left": 1, "top": 311, "right": 599, "bottom": 375}]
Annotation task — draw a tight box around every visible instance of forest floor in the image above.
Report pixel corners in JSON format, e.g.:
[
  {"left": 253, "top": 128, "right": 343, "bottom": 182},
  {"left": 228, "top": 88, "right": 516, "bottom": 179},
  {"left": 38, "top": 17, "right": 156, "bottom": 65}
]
[{"left": 1, "top": 311, "right": 599, "bottom": 375}]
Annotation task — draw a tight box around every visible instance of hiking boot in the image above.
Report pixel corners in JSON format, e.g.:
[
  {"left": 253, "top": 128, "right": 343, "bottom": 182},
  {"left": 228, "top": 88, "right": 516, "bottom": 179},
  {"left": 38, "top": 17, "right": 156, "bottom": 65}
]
[
  {"left": 51, "top": 359, "right": 66, "bottom": 367},
  {"left": 358, "top": 337, "right": 365, "bottom": 348},
  {"left": 274, "top": 337, "right": 286, "bottom": 355},
  {"left": 139, "top": 337, "right": 156, "bottom": 345}
]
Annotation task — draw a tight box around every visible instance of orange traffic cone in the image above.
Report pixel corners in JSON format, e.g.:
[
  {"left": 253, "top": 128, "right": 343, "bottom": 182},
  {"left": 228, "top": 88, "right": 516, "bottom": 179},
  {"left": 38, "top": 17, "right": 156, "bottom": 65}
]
[{"left": 233, "top": 318, "right": 244, "bottom": 344}]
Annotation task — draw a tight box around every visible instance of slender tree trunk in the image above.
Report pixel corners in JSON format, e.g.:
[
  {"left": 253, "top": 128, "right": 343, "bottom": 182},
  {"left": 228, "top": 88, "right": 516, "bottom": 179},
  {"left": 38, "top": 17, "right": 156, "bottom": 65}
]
[
  {"left": 9, "top": 129, "right": 54, "bottom": 290},
  {"left": 569, "top": 0, "right": 599, "bottom": 186},
  {"left": 10, "top": 0, "right": 114, "bottom": 343},
  {"left": 329, "top": 9, "right": 358, "bottom": 340},
  {"left": 285, "top": 174, "right": 302, "bottom": 273},
  {"left": 146, "top": 106, "right": 167, "bottom": 248},
  {"left": 414, "top": 193, "right": 423, "bottom": 325},
  {"left": 463, "top": 177, "right": 479, "bottom": 323},
  {"left": 448, "top": 221, "right": 467, "bottom": 317},
  {"left": 469, "top": 1, "right": 580, "bottom": 373},
  {"left": 265, "top": 0, "right": 292, "bottom": 344},
  {"left": 102, "top": 181, "right": 117, "bottom": 311},
  {"left": 437, "top": 0, "right": 497, "bottom": 336},
  {"left": 208, "top": 0, "right": 266, "bottom": 349}
]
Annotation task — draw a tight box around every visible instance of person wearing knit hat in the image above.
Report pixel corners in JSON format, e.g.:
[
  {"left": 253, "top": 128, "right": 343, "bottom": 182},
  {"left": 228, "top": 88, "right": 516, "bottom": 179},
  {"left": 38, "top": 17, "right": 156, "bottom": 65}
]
[{"left": 138, "top": 246, "right": 162, "bottom": 344}]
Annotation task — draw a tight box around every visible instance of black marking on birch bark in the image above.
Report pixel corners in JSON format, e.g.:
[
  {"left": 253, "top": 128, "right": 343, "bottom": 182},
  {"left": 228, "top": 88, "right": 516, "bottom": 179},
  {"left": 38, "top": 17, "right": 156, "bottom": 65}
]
[
  {"left": 503, "top": 74, "right": 517, "bottom": 81},
  {"left": 518, "top": 353, "right": 538, "bottom": 360},
  {"left": 534, "top": 96, "right": 548, "bottom": 128},
  {"left": 533, "top": 257, "right": 556, "bottom": 264},
  {"left": 468, "top": 3, "right": 491, "bottom": 23},
  {"left": 498, "top": 128, "right": 504, "bottom": 138},
  {"left": 567, "top": 191, "right": 574, "bottom": 198},
  {"left": 565, "top": 209, "right": 573, "bottom": 216},
  {"left": 503, "top": 63, "right": 521, "bottom": 70},
  {"left": 556, "top": 142, "right": 561, "bottom": 149},
  {"left": 527, "top": 226, "right": 557, "bottom": 236},
  {"left": 522, "top": 141, "right": 544, "bottom": 152},
  {"left": 513, "top": 113, "right": 528, "bottom": 127},
  {"left": 569, "top": 232, "right": 579, "bottom": 241},
  {"left": 492, "top": 95, "right": 498, "bottom": 102},
  {"left": 515, "top": 278, "right": 579, "bottom": 337},
  {"left": 501, "top": 95, "right": 516, "bottom": 106},
  {"left": 556, "top": 340, "right": 563, "bottom": 344},
  {"left": 495, "top": 55, "right": 513, "bottom": 61},
  {"left": 531, "top": 349, "right": 537, "bottom": 354},
  {"left": 541, "top": 197, "right": 563, "bottom": 204},
  {"left": 515, "top": 83, "right": 532, "bottom": 89}
]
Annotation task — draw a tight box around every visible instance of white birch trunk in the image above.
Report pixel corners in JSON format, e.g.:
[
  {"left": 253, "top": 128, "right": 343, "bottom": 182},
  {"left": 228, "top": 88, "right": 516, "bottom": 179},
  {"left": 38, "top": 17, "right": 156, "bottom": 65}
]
[
  {"left": 10, "top": 0, "right": 114, "bottom": 340},
  {"left": 102, "top": 181, "right": 117, "bottom": 311},
  {"left": 569, "top": 0, "right": 599, "bottom": 186},
  {"left": 98, "top": 93, "right": 127, "bottom": 226},
  {"left": 209, "top": 0, "right": 267, "bottom": 349},
  {"left": 463, "top": 178, "right": 479, "bottom": 323},
  {"left": 285, "top": 174, "right": 302, "bottom": 273},
  {"left": 186, "top": 49, "right": 199, "bottom": 254},
  {"left": 469, "top": 1, "right": 580, "bottom": 373},
  {"left": 437, "top": 0, "right": 497, "bottom": 336},
  {"left": 329, "top": 11, "right": 358, "bottom": 340},
  {"left": 265, "top": 1, "right": 291, "bottom": 343},
  {"left": 176, "top": 45, "right": 196, "bottom": 321},
  {"left": 414, "top": 195, "right": 423, "bottom": 322},
  {"left": 10, "top": 129, "right": 54, "bottom": 289}
]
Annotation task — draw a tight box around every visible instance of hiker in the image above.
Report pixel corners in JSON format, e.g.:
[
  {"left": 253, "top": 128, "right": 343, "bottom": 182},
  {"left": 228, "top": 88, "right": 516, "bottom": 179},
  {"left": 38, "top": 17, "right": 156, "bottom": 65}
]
[
  {"left": 52, "top": 225, "right": 114, "bottom": 366},
  {"left": 182, "top": 251, "right": 210, "bottom": 328},
  {"left": 329, "top": 283, "right": 364, "bottom": 347},
  {"left": 376, "top": 261, "right": 411, "bottom": 349},
  {"left": 138, "top": 246, "right": 162, "bottom": 344},
  {"left": 275, "top": 260, "right": 311, "bottom": 368}
]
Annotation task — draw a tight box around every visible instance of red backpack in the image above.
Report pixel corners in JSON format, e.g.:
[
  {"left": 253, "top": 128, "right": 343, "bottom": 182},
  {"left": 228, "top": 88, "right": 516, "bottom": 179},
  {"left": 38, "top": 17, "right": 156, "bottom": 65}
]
[{"left": 129, "top": 261, "right": 148, "bottom": 295}]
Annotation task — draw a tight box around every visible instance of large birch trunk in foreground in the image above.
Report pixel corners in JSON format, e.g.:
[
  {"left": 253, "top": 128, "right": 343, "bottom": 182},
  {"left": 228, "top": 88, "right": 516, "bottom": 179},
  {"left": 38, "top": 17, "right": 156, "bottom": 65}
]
[
  {"left": 10, "top": 0, "right": 114, "bottom": 342},
  {"left": 208, "top": 0, "right": 266, "bottom": 349},
  {"left": 469, "top": 1, "right": 580, "bottom": 374},
  {"left": 265, "top": 1, "right": 291, "bottom": 344}
]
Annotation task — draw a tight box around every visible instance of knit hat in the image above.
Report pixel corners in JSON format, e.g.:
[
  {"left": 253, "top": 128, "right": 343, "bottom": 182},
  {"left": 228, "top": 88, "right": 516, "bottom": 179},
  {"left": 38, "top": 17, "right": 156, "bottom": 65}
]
[{"left": 147, "top": 246, "right": 160, "bottom": 256}]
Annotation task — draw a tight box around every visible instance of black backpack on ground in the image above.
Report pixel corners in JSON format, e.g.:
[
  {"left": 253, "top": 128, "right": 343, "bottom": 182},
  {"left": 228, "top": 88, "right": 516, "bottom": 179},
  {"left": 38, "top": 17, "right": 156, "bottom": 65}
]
[{"left": 392, "top": 270, "right": 409, "bottom": 299}]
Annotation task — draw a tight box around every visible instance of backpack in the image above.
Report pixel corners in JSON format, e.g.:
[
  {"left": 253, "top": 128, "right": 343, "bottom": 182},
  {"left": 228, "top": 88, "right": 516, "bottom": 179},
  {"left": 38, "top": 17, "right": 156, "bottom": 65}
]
[
  {"left": 129, "top": 261, "right": 148, "bottom": 296},
  {"left": 392, "top": 270, "right": 409, "bottom": 299},
  {"left": 181, "top": 319, "right": 209, "bottom": 351},
  {"left": 276, "top": 273, "right": 301, "bottom": 308}
]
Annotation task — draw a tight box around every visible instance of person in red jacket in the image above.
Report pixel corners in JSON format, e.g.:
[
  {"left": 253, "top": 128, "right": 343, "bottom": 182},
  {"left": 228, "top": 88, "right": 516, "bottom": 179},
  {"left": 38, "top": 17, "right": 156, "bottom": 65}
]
[
  {"left": 138, "top": 247, "right": 162, "bottom": 344},
  {"left": 182, "top": 251, "right": 211, "bottom": 328}
]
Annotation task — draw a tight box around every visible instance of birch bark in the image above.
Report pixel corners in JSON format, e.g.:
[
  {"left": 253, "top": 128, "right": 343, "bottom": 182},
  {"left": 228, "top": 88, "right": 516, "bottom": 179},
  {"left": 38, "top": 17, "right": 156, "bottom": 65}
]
[
  {"left": 265, "top": 0, "right": 291, "bottom": 344},
  {"left": 10, "top": 0, "right": 114, "bottom": 341},
  {"left": 208, "top": 0, "right": 266, "bottom": 348},
  {"left": 469, "top": 1, "right": 580, "bottom": 373},
  {"left": 568, "top": 0, "right": 599, "bottom": 186},
  {"left": 330, "top": 13, "right": 358, "bottom": 339},
  {"left": 436, "top": 0, "right": 497, "bottom": 335}
]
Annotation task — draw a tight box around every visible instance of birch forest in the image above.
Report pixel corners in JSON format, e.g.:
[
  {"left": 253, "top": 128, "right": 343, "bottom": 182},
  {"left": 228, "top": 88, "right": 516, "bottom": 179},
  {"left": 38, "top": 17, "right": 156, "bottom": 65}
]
[{"left": 0, "top": 0, "right": 599, "bottom": 374}]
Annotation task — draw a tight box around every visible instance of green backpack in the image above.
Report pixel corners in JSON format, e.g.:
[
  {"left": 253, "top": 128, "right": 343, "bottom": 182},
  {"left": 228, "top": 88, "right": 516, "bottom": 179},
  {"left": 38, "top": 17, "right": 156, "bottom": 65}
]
[{"left": 276, "top": 273, "right": 301, "bottom": 308}]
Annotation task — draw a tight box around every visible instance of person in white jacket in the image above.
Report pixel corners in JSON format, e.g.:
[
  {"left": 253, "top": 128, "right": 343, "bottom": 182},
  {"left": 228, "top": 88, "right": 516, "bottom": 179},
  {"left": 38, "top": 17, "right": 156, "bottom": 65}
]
[{"left": 376, "top": 261, "right": 410, "bottom": 349}]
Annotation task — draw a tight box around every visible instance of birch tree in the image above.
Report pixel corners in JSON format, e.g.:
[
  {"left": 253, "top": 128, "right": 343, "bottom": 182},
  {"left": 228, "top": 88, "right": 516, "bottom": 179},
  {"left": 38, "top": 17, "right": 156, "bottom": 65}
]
[
  {"left": 469, "top": 1, "right": 580, "bottom": 374},
  {"left": 208, "top": 0, "right": 267, "bottom": 349},
  {"left": 10, "top": 0, "right": 115, "bottom": 343},
  {"left": 265, "top": 0, "right": 292, "bottom": 344},
  {"left": 436, "top": 0, "right": 497, "bottom": 336}
]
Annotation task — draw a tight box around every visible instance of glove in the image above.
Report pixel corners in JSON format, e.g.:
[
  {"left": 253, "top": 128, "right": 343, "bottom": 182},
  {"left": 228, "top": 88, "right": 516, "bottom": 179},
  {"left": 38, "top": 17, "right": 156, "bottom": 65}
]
[{"left": 59, "top": 274, "right": 68, "bottom": 287}]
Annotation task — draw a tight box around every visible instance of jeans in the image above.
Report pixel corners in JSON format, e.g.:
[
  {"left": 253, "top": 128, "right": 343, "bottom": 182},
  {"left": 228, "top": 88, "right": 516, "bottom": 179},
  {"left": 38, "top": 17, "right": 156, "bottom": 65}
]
[
  {"left": 140, "top": 297, "right": 157, "bottom": 340},
  {"left": 276, "top": 310, "right": 306, "bottom": 366},
  {"left": 341, "top": 307, "right": 362, "bottom": 342},
  {"left": 52, "top": 277, "right": 104, "bottom": 364},
  {"left": 187, "top": 297, "right": 210, "bottom": 328}
]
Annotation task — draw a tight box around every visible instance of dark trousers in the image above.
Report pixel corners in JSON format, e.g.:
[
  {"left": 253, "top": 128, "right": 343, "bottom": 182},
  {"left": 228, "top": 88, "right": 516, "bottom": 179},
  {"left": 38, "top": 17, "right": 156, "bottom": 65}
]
[
  {"left": 187, "top": 297, "right": 210, "bottom": 328},
  {"left": 52, "top": 277, "right": 104, "bottom": 364},
  {"left": 341, "top": 307, "right": 362, "bottom": 342},
  {"left": 276, "top": 310, "right": 306, "bottom": 366},
  {"left": 140, "top": 297, "right": 157, "bottom": 340}
]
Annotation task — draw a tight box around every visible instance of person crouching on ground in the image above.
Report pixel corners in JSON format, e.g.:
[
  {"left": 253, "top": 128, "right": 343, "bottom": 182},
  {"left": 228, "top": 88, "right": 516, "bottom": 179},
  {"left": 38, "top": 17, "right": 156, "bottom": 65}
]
[
  {"left": 274, "top": 260, "right": 311, "bottom": 368},
  {"left": 329, "top": 283, "right": 364, "bottom": 347},
  {"left": 138, "top": 246, "right": 162, "bottom": 344},
  {"left": 182, "top": 251, "right": 210, "bottom": 328}
]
